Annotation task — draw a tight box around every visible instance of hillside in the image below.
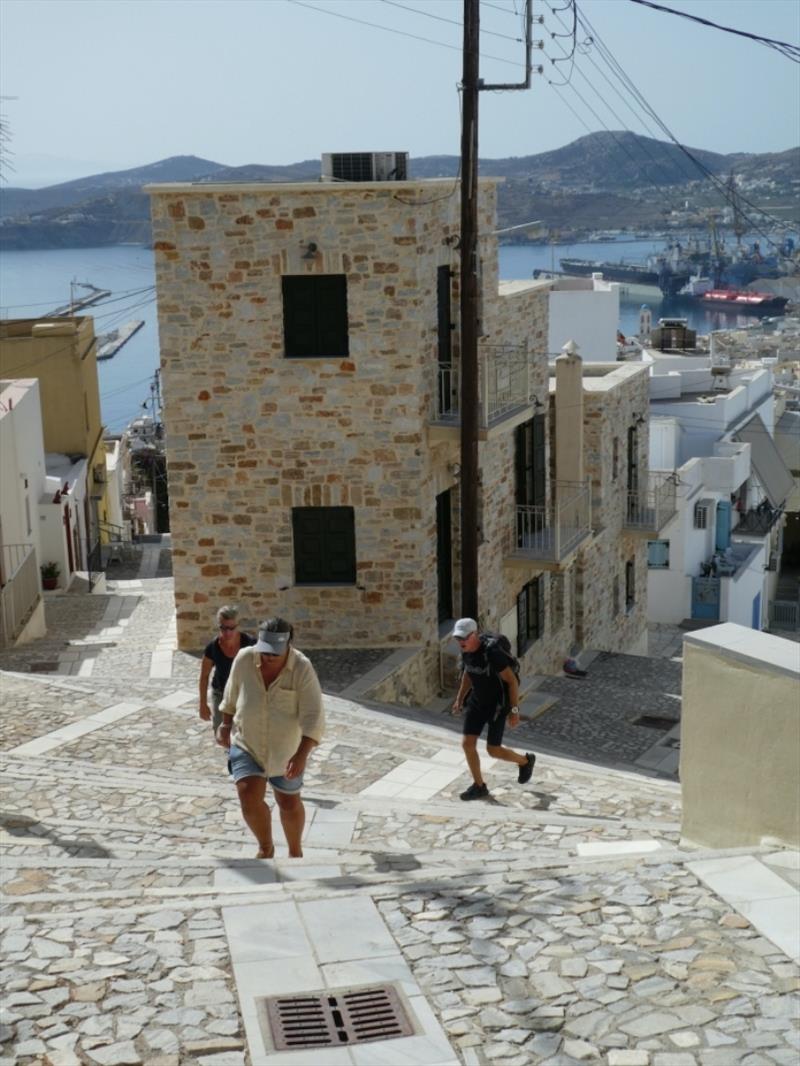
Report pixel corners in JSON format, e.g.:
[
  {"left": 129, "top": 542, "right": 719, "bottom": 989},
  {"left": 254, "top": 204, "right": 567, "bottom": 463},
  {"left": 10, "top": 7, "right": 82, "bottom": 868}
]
[{"left": 1, "top": 134, "right": 797, "bottom": 250}]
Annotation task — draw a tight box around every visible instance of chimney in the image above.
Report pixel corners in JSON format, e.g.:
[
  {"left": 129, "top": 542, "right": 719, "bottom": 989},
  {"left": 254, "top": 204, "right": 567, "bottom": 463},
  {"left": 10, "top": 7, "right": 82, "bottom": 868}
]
[{"left": 555, "top": 340, "right": 584, "bottom": 484}]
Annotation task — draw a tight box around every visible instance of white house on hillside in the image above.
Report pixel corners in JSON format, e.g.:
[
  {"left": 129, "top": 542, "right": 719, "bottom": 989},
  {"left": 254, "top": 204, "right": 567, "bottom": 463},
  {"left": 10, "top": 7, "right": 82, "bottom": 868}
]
[{"left": 646, "top": 361, "right": 793, "bottom": 630}]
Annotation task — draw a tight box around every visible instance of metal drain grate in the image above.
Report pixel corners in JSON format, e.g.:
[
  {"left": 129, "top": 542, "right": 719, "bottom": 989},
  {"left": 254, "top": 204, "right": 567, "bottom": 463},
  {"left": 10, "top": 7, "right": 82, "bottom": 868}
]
[{"left": 259, "top": 983, "right": 415, "bottom": 1052}]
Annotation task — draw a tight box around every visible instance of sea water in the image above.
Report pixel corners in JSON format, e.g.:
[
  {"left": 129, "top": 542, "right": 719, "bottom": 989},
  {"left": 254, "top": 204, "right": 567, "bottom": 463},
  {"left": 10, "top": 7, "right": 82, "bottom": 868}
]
[
  {"left": 0, "top": 240, "right": 780, "bottom": 429},
  {"left": 0, "top": 245, "right": 160, "bottom": 433}
]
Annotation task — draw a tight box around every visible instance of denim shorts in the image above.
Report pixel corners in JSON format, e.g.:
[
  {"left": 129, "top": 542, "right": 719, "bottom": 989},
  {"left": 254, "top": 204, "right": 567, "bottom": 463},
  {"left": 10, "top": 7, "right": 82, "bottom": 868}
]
[{"left": 228, "top": 743, "right": 304, "bottom": 794}]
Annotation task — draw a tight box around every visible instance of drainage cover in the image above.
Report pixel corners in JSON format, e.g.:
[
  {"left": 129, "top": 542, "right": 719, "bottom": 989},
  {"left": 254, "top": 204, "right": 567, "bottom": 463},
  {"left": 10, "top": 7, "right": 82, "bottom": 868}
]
[
  {"left": 631, "top": 715, "right": 678, "bottom": 731},
  {"left": 258, "top": 983, "right": 415, "bottom": 1052}
]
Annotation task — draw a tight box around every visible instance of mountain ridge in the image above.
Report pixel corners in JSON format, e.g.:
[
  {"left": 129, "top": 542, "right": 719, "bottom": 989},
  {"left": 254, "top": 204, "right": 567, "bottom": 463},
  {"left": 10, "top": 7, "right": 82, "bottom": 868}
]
[{"left": 1, "top": 133, "right": 797, "bottom": 251}]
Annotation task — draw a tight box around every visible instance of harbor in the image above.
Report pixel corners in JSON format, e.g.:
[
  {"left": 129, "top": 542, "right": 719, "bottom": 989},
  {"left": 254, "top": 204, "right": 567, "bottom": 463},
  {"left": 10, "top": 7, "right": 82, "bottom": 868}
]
[{"left": 96, "top": 318, "right": 145, "bottom": 360}]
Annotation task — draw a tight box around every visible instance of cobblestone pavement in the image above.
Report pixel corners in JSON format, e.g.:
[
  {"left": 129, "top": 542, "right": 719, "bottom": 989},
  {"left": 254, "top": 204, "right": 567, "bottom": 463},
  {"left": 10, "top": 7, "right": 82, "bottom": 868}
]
[
  {"left": 1, "top": 544, "right": 798, "bottom": 1065},
  {"left": 521, "top": 654, "right": 683, "bottom": 778}
]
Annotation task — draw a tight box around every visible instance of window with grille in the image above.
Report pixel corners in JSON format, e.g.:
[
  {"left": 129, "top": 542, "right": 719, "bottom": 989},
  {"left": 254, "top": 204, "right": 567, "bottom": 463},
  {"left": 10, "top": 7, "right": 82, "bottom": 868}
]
[
  {"left": 517, "top": 575, "right": 544, "bottom": 655},
  {"left": 292, "top": 507, "right": 356, "bottom": 585},
  {"left": 612, "top": 574, "right": 620, "bottom": 617},
  {"left": 612, "top": 436, "right": 620, "bottom": 481},
  {"left": 647, "top": 540, "right": 670, "bottom": 569},
  {"left": 694, "top": 501, "right": 710, "bottom": 529},
  {"left": 282, "top": 275, "right": 349, "bottom": 358}
]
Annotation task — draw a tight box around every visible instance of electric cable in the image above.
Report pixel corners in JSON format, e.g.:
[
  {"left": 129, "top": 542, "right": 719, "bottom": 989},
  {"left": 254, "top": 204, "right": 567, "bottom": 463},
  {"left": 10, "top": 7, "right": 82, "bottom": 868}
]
[
  {"left": 627, "top": 0, "right": 800, "bottom": 62},
  {"left": 286, "top": 0, "right": 522, "bottom": 69},
  {"left": 379, "top": 0, "right": 523, "bottom": 43}
]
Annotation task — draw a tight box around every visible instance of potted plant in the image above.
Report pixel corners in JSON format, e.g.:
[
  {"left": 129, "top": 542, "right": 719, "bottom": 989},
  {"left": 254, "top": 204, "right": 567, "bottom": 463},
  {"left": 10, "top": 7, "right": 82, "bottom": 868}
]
[{"left": 40, "top": 561, "right": 60, "bottom": 590}]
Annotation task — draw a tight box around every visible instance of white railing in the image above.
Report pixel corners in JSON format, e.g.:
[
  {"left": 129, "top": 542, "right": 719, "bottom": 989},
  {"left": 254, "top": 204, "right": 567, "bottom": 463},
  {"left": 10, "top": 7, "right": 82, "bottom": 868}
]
[
  {"left": 514, "top": 480, "right": 592, "bottom": 562},
  {"left": 433, "top": 344, "right": 530, "bottom": 427},
  {"left": 0, "top": 543, "right": 41, "bottom": 649},
  {"left": 625, "top": 473, "right": 677, "bottom": 533},
  {"left": 770, "top": 600, "right": 799, "bottom": 632},
  {"left": 435, "top": 362, "right": 460, "bottom": 422}
]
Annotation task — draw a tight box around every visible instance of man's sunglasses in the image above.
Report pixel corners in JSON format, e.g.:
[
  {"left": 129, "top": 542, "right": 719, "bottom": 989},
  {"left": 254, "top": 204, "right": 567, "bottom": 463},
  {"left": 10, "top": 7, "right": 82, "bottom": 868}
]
[{"left": 219, "top": 624, "right": 237, "bottom": 631}]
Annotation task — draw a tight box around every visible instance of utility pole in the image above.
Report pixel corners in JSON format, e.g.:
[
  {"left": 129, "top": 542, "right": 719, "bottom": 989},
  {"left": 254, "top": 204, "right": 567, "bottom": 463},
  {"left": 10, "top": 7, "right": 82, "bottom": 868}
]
[
  {"left": 459, "top": 0, "right": 481, "bottom": 622},
  {"left": 459, "top": 0, "right": 535, "bottom": 622}
]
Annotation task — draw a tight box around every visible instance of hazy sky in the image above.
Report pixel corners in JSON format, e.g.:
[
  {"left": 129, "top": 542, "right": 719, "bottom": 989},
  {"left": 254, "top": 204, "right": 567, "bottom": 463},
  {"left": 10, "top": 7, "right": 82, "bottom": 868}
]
[{"left": 2, "top": 0, "right": 798, "bottom": 187}]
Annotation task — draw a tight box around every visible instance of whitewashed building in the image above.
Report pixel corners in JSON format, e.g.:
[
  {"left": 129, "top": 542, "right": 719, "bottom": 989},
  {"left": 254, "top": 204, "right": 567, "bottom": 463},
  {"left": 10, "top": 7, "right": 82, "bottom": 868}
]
[
  {"left": 646, "top": 361, "right": 792, "bottom": 629},
  {"left": 0, "top": 379, "right": 47, "bottom": 645}
]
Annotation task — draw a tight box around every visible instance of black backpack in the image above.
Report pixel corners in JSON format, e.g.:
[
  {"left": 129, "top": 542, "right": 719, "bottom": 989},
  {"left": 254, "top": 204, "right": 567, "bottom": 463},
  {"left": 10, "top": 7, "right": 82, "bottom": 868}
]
[{"left": 481, "top": 632, "right": 521, "bottom": 683}]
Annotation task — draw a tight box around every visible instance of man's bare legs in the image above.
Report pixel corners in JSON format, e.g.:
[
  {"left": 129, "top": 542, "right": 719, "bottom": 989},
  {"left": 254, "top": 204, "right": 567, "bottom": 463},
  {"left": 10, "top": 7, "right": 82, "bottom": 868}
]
[
  {"left": 463, "top": 736, "right": 527, "bottom": 786},
  {"left": 486, "top": 743, "right": 527, "bottom": 767},
  {"left": 235, "top": 776, "right": 274, "bottom": 858},
  {"left": 462, "top": 735, "right": 485, "bottom": 785},
  {"left": 275, "top": 791, "right": 305, "bottom": 858}
]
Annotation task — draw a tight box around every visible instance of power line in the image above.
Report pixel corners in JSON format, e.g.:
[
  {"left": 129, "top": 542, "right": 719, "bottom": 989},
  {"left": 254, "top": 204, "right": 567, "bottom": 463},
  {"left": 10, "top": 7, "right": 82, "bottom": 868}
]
[
  {"left": 285, "top": 0, "right": 522, "bottom": 69},
  {"left": 627, "top": 0, "right": 800, "bottom": 62},
  {"left": 380, "top": 0, "right": 523, "bottom": 43}
]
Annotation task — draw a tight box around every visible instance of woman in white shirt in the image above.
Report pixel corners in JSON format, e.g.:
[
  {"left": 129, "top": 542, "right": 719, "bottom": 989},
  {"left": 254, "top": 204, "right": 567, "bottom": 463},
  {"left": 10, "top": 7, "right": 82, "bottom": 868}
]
[{"left": 217, "top": 617, "right": 325, "bottom": 858}]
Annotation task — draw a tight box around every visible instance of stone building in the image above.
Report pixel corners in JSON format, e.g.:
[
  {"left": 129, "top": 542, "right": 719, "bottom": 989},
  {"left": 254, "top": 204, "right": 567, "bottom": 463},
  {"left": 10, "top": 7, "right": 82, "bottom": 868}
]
[{"left": 147, "top": 173, "right": 650, "bottom": 702}]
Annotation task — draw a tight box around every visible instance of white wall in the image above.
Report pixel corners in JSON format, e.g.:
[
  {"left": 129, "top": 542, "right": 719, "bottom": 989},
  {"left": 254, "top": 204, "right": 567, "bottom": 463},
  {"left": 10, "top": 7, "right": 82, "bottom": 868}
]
[
  {"left": 0, "top": 379, "right": 47, "bottom": 569},
  {"left": 548, "top": 282, "right": 619, "bottom": 362},
  {"left": 720, "top": 542, "right": 767, "bottom": 630},
  {"left": 42, "top": 455, "right": 89, "bottom": 586},
  {"left": 650, "top": 418, "right": 681, "bottom": 470},
  {"left": 104, "top": 439, "right": 125, "bottom": 530}
]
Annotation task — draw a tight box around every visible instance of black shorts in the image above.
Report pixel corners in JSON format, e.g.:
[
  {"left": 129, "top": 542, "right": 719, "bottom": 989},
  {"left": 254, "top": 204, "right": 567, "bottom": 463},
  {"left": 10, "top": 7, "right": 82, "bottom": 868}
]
[{"left": 462, "top": 702, "right": 508, "bottom": 745}]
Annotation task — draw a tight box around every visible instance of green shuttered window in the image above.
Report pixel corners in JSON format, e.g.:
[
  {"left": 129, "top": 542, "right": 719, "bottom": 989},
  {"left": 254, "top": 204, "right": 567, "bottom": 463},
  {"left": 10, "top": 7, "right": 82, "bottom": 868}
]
[
  {"left": 292, "top": 507, "right": 356, "bottom": 585},
  {"left": 282, "top": 275, "right": 349, "bottom": 358}
]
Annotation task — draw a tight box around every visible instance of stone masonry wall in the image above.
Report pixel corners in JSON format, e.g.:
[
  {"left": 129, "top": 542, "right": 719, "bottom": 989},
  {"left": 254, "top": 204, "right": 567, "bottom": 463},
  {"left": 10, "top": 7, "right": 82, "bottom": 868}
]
[
  {"left": 150, "top": 180, "right": 506, "bottom": 653},
  {"left": 579, "top": 365, "right": 650, "bottom": 654}
]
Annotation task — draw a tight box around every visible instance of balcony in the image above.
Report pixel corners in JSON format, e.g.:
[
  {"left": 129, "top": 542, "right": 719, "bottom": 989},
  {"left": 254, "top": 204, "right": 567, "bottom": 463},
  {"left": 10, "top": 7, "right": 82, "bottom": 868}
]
[
  {"left": 0, "top": 543, "right": 42, "bottom": 649},
  {"left": 735, "top": 501, "right": 783, "bottom": 536},
  {"left": 624, "top": 473, "right": 677, "bottom": 535},
  {"left": 432, "top": 344, "right": 532, "bottom": 434},
  {"left": 508, "top": 480, "right": 593, "bottom": 566}
]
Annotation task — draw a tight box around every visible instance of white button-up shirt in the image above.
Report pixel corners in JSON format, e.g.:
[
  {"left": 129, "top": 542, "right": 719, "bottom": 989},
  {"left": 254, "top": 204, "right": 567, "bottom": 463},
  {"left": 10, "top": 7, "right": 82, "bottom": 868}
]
[{"left": 220, "top": 646, "right": 325, "bottom": 776}]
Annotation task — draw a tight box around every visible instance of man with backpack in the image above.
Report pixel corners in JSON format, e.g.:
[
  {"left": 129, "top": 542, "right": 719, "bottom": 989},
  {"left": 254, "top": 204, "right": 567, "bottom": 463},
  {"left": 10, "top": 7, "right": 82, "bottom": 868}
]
[{"left": 450, "top": 618, "right": 536, "bottom": 801}]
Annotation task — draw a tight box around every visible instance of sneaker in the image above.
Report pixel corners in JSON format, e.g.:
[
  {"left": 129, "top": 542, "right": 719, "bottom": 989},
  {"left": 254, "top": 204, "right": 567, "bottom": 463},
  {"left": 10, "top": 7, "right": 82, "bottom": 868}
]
[
  {"left": 518, "top": 753, "right": 536, "bottom": 785},
  {"left": 460, "top": 782, "right": 489, "bottom": 801}
]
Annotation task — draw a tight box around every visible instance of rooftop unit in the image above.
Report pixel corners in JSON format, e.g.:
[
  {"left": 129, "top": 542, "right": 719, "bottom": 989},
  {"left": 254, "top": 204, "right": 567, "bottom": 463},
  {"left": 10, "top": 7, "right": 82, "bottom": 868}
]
[{"left": 321, "top": 152, "right": 408, "bottom": 183}]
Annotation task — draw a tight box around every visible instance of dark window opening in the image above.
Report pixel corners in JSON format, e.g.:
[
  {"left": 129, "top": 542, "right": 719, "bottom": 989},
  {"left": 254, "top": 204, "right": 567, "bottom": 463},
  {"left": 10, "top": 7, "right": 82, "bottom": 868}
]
[
  {"left": 283, "top": 275, "right": 349, "bottom": 358},
  {"left": 517, "top": 575, "right": 544, "bottom": 655},
  {"left": 292, "top": 507, "right": 356, "bottom": 585},
  {"left": 515, "top": 415, "right": 546, "bottom": 508}
]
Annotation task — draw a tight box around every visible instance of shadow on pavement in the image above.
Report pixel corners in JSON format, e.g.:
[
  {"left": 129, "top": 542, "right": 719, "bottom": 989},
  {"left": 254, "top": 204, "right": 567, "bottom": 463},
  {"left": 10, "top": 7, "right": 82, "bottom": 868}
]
[{"left": 0, "top": 812, "right": 112, "bottom": 858}]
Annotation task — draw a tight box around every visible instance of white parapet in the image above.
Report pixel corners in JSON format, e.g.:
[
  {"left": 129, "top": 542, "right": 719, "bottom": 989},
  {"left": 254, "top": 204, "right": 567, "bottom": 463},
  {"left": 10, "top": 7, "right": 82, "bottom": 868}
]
[{"left": 680, "top": 623, "right": 800, "bottom": 849}]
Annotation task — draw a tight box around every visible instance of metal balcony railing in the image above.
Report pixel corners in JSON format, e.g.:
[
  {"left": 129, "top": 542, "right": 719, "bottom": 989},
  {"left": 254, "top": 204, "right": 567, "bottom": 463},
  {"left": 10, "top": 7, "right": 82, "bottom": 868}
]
[
  {"left": 624, "top": 473, "right": 677, "bottom": 534},
  {"left": 433, "top": 344, "right": 531, "bottom": 428},
  {"left": 512, "top": 480, "right": 592, "bottom": 563},
  {"left": 0, "top": 543, "right": 42, "bottom": 649},
  {"left": 480, "top": 344, "right": 529, "bottom": 426}
]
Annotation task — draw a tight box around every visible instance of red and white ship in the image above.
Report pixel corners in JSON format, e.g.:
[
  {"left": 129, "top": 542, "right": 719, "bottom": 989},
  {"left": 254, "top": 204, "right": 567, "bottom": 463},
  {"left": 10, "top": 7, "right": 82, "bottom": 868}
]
[{"left": 675, "top": 275, "right": 788, "bottom": 315}]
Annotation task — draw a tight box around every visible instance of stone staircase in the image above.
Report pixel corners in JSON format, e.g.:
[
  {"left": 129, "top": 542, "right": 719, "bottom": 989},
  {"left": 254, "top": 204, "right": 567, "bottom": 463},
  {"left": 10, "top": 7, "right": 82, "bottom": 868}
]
[{"left": 2, "top": 610, "right": 798, "bottom": 1065}]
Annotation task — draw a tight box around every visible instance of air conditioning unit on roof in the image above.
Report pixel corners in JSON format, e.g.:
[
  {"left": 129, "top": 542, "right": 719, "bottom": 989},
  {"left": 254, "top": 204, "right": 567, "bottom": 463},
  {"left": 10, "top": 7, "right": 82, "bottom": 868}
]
[{"left": 321, "top": 152, "right": 408, "bottom": 183}]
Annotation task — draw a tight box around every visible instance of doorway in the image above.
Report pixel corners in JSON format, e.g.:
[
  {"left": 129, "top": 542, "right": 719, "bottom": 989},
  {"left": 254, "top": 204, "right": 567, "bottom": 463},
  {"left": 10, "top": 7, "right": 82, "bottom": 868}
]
[{"left": 436, "top": 489, "right": 453, "bottom": 623}]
